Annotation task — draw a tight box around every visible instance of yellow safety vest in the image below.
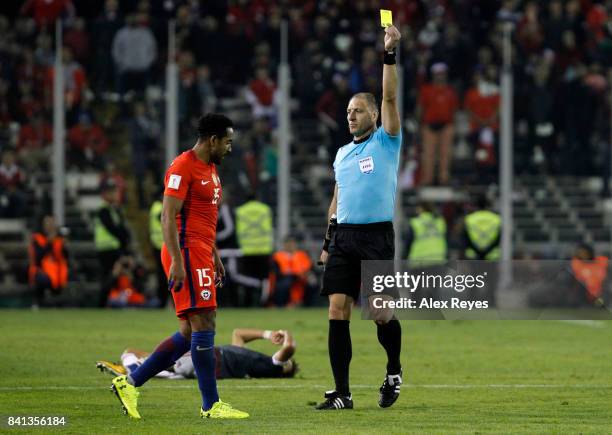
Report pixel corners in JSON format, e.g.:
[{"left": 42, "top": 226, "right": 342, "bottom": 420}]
[
  {"left": 94, "top": 204, "right": 121, "bottom": 251},
  {"left": 407, "top": 212, "right": 447, "bottom": 265},
  {"left": 465, "top": 210, "right": 501, "bottom": 260},
  {"left": 149, "top": 200, "right": 163, "bottom": 250},
  {"left": 235, "top": 200, "right": 273, "bottom": 255}
]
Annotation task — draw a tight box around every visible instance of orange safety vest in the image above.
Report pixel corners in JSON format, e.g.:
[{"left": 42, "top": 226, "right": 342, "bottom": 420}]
[
  {"left": 28, "top": 233, "right": 68, "bottom": 289},
  {"left": 270, "top": 250, "right": 312, "bottom": 305},
  {"left": 108, "top": 275, "right": 146, "bottom": 306},
  {"left": 571, "top": 256, "right": 609, "bottom": 302}
]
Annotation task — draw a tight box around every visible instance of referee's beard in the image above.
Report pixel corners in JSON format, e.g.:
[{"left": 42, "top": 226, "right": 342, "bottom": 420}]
[{"left": 351, "top": 123, "right": 375, "bottom": 141}]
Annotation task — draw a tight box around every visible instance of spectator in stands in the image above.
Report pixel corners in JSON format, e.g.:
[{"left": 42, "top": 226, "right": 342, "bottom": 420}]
[
  {"left": 177, "top": 50, "right": 199, "bottom": 136},
  {"left": 43, "top": 47, "right": 87, "bottom": 115},
  {"left": 20, "top": 0, "right": 74, "bottom": 29},
  {"left": 99, "top": 160, "right": 126, "bottom": 205},
  {"left": 516, "top": 1, "right": 544, "bottom": 55},
  {"left": 526, "top": 62, "right": 557, "bottom": 173},
  {"left": 17, "top": 113, "right": 52, "bottom": 171},
  {"left": 111, "top": 13, "right": 157, "bottom": 96},
  {"left": 28, "top": 214, "right": 69, "bottom": 309},
  {"left": 105, "top": 255, "right": 147, "bottom": 308},
  {"left": 316, "top": 74, "right": 353, "bottom": 164},
  {"left": 129, "top": 101, "right": 161, "bottom": 208},
  {"left": 95, "top": 179, "right": 131, "bottom": 307},
  {"left": 245, "top": 67, "right": 278, "bottom": 124},
  {"left": 417, "top": 62, "right": 458, "bottom": 186},
  {"left": 64, "top": 17, "right": 90, "bottom": 66},
  {"left": 241, "top": 117, "right": 271, "bottom": 191},
  {"left": 196, "top": 64, "right": 217, "bottom": 115},
  {"left": 0, "top": 149, "right": 26, "bottom": 218},
  {"left": 92, "top": 0, "right": 123, "bottom": 91},
  {"left": 235, "top": 192, "right": 274, "bottom": 307},
  {"left": 543, "top": 0, "right": 566, "bottom": 52},
  {"left": 268, "top": 236, "right": 315, "bottom": 307},
  {"left": 464, "top": 66, "right": 501, "bottom": 183},
  {"left": 67, "top": 113, "right": 109, "bottom": 169}
]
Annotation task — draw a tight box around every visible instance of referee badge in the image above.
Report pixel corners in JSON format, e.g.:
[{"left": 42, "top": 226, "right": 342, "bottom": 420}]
[{"left": 359, "top": 156, "right": 374, "bottom": 174}]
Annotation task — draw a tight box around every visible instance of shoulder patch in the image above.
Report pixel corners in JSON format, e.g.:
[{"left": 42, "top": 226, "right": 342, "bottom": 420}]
[{"left": 168, "top": 174, "right": 182, "bottom": 190}]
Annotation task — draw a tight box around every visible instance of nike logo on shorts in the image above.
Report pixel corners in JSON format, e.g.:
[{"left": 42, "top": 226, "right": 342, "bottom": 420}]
[{"left": 196, "top": 346, "right": 213, "bottom": 351}]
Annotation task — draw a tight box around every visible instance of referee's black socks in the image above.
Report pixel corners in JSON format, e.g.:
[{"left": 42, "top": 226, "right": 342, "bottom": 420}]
[
  {"left": 329, "top": 319, "right": 352, "bottom": 396},
  {"left": 376, "top": 319, "right": 402, "bottom": 374}
]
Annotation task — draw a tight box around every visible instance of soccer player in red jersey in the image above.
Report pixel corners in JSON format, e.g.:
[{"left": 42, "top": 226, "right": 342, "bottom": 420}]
[{"left": 110, "top": 114, "right": 249, "bottom": 419}]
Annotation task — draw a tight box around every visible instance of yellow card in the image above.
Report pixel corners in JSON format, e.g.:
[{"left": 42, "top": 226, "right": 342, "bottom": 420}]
[{"left": 380, "top": 9, "right": 392, "bottom": 28}]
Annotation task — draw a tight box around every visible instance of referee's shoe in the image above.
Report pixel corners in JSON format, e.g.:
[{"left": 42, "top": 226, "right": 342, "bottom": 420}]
[
  {"left": 314, "top": 390, "right": 353, "bottom": 410},
  {"left": 378, "top": 371, "right": 402, "bottom": 408}
]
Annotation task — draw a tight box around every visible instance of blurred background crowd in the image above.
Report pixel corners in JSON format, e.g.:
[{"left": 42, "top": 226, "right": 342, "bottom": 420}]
[{"left": 0, "top": 0, "right": 611, "bottom": 309}]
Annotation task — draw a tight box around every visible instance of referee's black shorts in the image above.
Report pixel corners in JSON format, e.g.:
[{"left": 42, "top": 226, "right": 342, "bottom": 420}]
[{"left": 321, "top": 221, "right": 394, "bottom": 300}]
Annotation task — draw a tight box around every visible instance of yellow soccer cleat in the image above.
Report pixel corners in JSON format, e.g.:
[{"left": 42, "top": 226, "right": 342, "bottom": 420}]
[
  {"left": 110, "top": 375, "right": 141, "bottom": 419},
  {"left": 96, "top": 360, "right": 127, "bottom": 377},
  {"left": 200, "top": 400, "right": 250, "bottom": 419}
]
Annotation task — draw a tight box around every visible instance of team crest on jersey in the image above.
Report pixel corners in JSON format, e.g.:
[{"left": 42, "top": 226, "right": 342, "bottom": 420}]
[
  {"left": 359, "top": 156, "right": 374, "bottom": 174},
  {"left": 200, "top": 289, "right": 211, "bottom": 300}
]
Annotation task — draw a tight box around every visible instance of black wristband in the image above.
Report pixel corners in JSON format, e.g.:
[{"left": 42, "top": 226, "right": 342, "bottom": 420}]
[
  {"left": 323, "top": 216, "right": 337, "bottom": 252},
  {"left": 384, "top": 49, "right": 397, "bottom": 65},
  {"left": 322, "top": 238, "right": 330, "bottom": 252}
]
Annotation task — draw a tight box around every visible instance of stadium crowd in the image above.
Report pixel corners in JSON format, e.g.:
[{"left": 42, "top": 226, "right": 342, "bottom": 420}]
[{"left": 0, "top": 0, "right": 610, "bottom": 306}]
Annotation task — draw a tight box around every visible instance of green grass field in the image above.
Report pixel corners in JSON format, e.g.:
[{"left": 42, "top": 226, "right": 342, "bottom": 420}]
[{"left": 1, "top": 309, "right": 612, "bottom": 434}]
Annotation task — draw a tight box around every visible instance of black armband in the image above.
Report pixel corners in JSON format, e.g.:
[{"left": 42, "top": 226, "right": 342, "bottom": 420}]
[{"left": 384, "top": 49, "right": 397, "bottom": 65}]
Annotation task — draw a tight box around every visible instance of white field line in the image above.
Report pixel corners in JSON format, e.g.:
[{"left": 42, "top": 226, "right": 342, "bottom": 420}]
[
  {"left": 1, "top": 384, "right": 611, "bottom": 392},
  {"left": 556, "top": 320, "right": 608, "bottom": 328}
]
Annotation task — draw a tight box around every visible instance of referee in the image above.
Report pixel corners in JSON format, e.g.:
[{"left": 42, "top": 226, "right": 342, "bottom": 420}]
[{"left": 315, "top": 25, "right": 403, "bottom": 410}]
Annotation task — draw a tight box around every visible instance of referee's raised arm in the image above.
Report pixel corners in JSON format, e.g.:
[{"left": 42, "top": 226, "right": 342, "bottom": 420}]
[{"left": 381, "top": 25, "right": 402, "bottom": 136}]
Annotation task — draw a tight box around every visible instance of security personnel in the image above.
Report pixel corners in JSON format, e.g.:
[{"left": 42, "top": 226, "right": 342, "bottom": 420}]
[
  {"left": 95, "top": 180, "right": 131, "bottom": 307},
  {"left": 463, "top": 194, "right": 501, "bottom": 307},
  {"left": 149, "top": 191, "right": 167, "bottom": 308},
  {"left": 235, "top": 193, "right": 273, "bottom": 306},
  {"left": 570, "top": 243, "right": 609, "bottom": 307},
  {"left": 317, "top": 25, "right": 403, "bottom": 411},
  {"left": 28, "top": 214, "right": 69, "bottom": 308},
  {"left": 269, "top": 236, "right": 313, "bottom": 307},
  {"left": 463, "top": 194, "right": 501, "bottom": 261},
  {"left": 405, "top": 202, "right": 447, "bottom": 266}
]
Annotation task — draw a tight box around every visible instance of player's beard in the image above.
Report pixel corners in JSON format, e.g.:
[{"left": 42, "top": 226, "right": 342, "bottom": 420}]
[{"left": 210, "top": 154, "right": 222, "bottom": 165}]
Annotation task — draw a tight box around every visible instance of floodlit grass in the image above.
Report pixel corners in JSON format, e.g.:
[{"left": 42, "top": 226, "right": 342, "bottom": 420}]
[{"left": 1, "top": 309, "right": 611, "bottom": 434}]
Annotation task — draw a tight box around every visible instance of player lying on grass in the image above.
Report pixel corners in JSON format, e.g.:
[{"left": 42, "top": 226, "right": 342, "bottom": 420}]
[{"left": 97, "top": 328, "right": 298, "bottom": 379}]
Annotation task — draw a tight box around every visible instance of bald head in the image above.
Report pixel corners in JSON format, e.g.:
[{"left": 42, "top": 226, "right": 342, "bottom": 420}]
[{"left": 351, "top": 92, "right": 378, "bottom": 113}]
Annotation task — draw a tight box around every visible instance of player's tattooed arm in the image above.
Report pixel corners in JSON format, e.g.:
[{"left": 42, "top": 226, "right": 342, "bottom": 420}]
[{"left": 161, "top": 194, "right": 186, "bottom": 291}]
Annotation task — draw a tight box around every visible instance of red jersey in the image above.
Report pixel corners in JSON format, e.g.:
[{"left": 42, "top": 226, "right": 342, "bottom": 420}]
[
  {"left": 163, "top": 150, "right": 222, "bottom": 250},
  {"left": 418, "top": 84, "right": 458, "bottom": 125}
]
